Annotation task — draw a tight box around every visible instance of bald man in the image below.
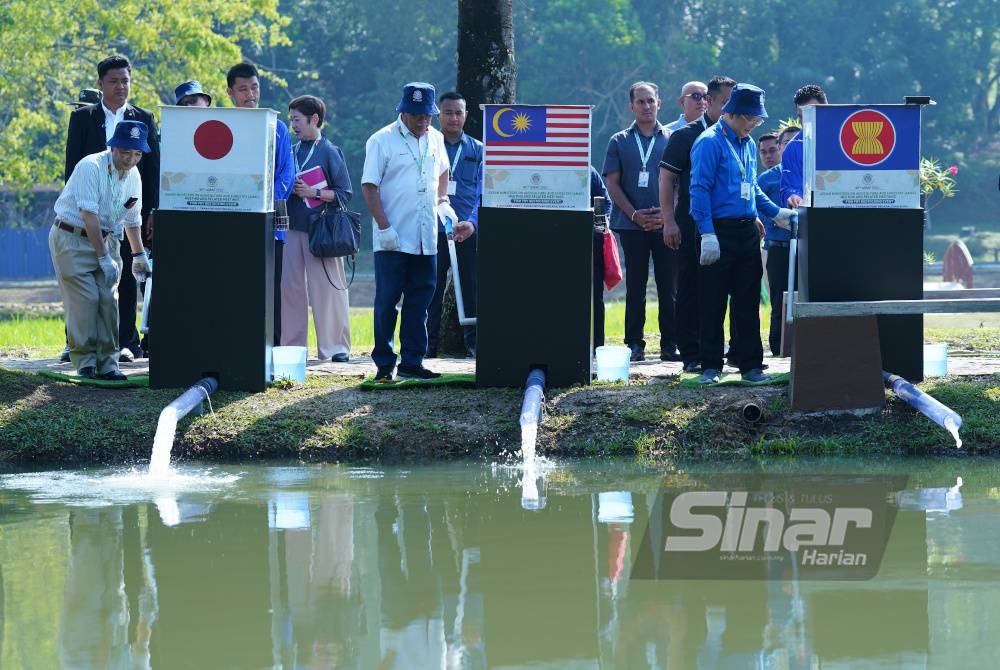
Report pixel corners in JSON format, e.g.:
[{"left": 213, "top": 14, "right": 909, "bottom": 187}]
[{"left": 665, "top": 81, "right": 709, "bottom": 132}]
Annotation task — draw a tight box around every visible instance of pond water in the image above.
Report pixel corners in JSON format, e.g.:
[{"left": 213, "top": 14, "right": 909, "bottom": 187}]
[{"left": 0, "top": 457, "right": 997, "bottom": 669}]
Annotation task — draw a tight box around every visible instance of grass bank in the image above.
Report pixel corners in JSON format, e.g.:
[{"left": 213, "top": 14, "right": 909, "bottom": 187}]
[{"left": 1, "top": 367, "right": 997, "bottom": 468}]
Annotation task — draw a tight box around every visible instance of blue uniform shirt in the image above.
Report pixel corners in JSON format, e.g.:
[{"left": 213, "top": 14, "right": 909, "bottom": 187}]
[
  {"left": 689, "top": 118, "right": 780, "bottom": 236},
  {"left": 758, "top": 164, "right": 789, "bottom": 244},
  {"left": 602, "top": 121, "right": 670, "bottom": 231},
  {"left": 441, "top": 133, "right": 483, "bottom": 231},
  {"left": 274, "top": 120, "right": 295, "bottom": 201},
  {"left": 589, "top": 166, "right": 610, "bottom": 215},
  {"left": 779, "top": 131, "right": 803, "bottom": 208}
]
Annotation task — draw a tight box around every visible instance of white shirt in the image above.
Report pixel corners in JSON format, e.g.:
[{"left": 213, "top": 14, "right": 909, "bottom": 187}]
[
  {"left": 54, "top": 150, "right": 142, "bottom": 239},
  {"left": 362, "top": 117, "right": 449, "bottom": 255},
  {"left": 102, "top": 103, "right": 127, "bottom": 143}
]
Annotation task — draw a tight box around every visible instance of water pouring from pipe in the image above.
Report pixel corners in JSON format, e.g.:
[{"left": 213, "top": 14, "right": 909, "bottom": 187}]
[
  {"left": 149, "top": 377, "right": 219, "bottom": 476},
  {"left": 520, "top": 368, "right": 547, "bottom": 509},
  {"left": 883, "top": 371, "right": 963, "bottom": 448}
]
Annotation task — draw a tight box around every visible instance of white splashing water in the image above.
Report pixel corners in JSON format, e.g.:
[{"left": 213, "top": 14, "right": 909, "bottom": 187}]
[
  {"left": 945, "top": 416, "right": 963, "bottom": 449},
  {"left": 148, "top": 407, "right": 180, "bottom": 477}
]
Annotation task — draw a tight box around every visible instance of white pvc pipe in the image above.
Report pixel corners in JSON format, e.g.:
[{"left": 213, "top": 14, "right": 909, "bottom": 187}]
[
  {"left": 148, "top": 377, "right": 218, "bottom": 476},
  {"left": 444, "top": 217, "right": 476, "bottom": 326}
]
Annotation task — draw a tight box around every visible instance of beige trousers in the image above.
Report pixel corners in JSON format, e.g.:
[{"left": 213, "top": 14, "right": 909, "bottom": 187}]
[
  {"left": 280, "top": 229, "right": 351, "bottom": 359},
  {"left": 49, "top": 224, "right": 122, "bottom": 374}
]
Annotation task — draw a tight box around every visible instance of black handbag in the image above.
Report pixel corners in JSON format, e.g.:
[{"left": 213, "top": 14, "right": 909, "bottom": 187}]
[{"left": 308, "top": 191, "right": 361, "bottom": 259}]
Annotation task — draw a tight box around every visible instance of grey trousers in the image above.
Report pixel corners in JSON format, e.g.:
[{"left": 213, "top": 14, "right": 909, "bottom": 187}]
[{"left": 49, "top": 224, "right": 122, "bottom": 375}]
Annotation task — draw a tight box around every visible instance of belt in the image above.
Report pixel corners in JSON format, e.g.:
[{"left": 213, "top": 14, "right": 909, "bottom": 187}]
[
  {"left": 767, "top": 240, "right": 790, "bottom": 248},
  {"left": 55, "top": 220, "right": 110, "bottom": 238},
  {"left": 713, "top": 217, "right": 756, "bottom": 226}
]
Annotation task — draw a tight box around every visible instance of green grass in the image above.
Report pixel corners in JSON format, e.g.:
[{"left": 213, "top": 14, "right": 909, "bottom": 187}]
[{"left": 3, "top": 300, "right": 998, "bottom": 359}]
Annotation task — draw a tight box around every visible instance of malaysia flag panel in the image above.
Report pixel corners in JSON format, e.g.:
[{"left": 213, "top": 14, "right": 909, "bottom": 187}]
[{"left": 484, "top": 105, "right": 591, "bottom": 169}]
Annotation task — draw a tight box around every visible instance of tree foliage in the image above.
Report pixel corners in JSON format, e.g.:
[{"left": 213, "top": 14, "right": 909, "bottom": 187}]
[{"left": 0, "top": 0, "right": 287, "bottom": 186}]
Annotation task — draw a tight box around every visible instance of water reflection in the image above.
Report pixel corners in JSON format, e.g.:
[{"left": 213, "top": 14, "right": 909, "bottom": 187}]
[{"left": 0, "top": 461, "right": 999, "bottom": 668}]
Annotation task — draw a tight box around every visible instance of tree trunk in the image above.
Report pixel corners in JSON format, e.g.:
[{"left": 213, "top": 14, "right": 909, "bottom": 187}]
[{"left": 435, "top": 0, "right": 516, "bottom": 355}]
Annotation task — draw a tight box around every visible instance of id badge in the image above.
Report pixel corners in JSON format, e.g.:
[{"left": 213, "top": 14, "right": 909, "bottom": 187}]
[
  {"left": 740, "top": 182, "right": 751, "bottom": 200},
  {"left": 637, "top": 170, "right": 649, "bottom": 188},
  {"left": 447, "top": 180, "right": 457, "bottom": 196}
]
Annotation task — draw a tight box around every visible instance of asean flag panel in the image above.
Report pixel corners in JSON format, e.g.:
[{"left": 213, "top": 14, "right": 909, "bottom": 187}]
[{"left": 813, "top": 105, "right": 920, "bottom": 171}]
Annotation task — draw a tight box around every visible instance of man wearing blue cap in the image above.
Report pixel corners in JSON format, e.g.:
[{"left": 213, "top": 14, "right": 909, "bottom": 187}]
[
  {"left": 174, "top": 80, "right": 212, "bottom": 107},
  {"left": 64, "top": 54, "right": 160, "bottom": 362},
  {"left": 50, "top": 120, "right": 152, "bottom": 381},
  {"left": 689, "top": 83, "right": 796, "bottom": 384},
  {"left": 362, "top": 82, "right": 464, "bottom": 381}
]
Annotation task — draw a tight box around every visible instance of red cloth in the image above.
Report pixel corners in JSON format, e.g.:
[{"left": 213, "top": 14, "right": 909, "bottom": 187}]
[{"left": 602, "top": 231, "right": 622, "bottom": 290}]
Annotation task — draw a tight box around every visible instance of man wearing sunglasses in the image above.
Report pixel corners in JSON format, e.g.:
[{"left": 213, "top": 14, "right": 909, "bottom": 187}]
[
  {"left": 688, "top": 84, "right": 796, "bottom": 385},
  {"left": 665, "top": 81, "right": 709, "bottom": 132}
]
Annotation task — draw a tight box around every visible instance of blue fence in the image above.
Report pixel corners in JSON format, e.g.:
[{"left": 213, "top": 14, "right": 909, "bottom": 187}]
[{"left": 0, "top": 227, "right": 55, "bottom": 279}]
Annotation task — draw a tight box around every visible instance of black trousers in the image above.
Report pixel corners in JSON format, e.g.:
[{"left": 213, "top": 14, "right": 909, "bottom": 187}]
[
  {"left": 675, "top": 218, "right": 700, "bottom": 363},
  {"left": 426, "top": 231, "right": 477, "bottom": 354},
  {"left": 616, "top": 229, "right": 677, "bottom": 351},
  {"left": 765, "top": 244, "right": 792, "bottom": 355},
  {"left": 117, "top": 239, "right": 141, "bottom": 355},
  {"left": 698, "top": 219, "right": 764, "bottom": 373},
  {"left": 593, "top": 231, "right": 606, "bottom": 348}
]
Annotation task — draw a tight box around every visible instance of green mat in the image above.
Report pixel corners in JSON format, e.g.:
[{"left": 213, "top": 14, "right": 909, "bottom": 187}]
[
  {"left": 359, "top": 372, "right": 476, "bottom": 390},
  {"left": 38, "top": 369, "right": 150, "bottom": 388},
  {"left": 678, "top": 371, "right": 789, "bottom": 388}
]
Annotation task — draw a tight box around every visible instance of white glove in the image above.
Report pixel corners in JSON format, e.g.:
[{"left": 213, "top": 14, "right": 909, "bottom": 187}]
[
  {"left": 774, "top": 208, "right": 796, "bottom": 230},
  {"left": 436, "top": 201, "right": 458, "bottom": 229},
  {"left": 376, "top": 226, "right": 400, "bottom": 251},
  {"left": 97, "top": 253, "right": 120, "bottom": 288},
  {"left": 699, "top": 233, "right": 720, "bottom": 265},
  {"left": 131, "top": 250, "right": 150, "bottom": 283}
]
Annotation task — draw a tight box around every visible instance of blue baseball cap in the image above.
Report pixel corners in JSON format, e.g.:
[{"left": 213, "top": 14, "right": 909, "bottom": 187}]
[
  {"left": 174, "top": 80, "right": 212, "bottom": 106},
  {"left": 107, "top": 120, "right": 151, "bottom": 153},
  {"left": 396, "top": 82, "right": 439, "bottom": 115},
  {"left": 723, "top": 83, "right": 768, "bottom": 118}
]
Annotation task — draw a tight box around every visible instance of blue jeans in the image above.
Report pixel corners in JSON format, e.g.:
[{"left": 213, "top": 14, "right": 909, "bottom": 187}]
[{"left": 372, "top": 251, "right": 437, "bottom": 369}]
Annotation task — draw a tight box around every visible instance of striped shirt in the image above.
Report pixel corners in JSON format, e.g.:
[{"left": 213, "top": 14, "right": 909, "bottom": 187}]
[{"left": 54, "top": 149, "right": 142, "bottom": 239}]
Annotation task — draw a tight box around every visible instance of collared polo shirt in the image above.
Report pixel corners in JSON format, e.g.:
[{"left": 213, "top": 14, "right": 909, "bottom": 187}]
[
  {"left": 689, "top": 118, "right": 779, "bottom": 236},
  {"left": 441, "top": 132, "right": 483, "bottom": 231},
  {"left": 602, "top": 121, "right": 670, "bottom": 231},
  {"left": 54, "top": 149, "right": 142, "bottom": 239},
  {"left": 362, "top": 117, "right": 449, "bottom": 255},
  {"left": 659, "top": 113, "right": 712, "bottom": 228},
  {"left": 665, "top": 113, "right": 696, "bottom": 133},
  {"left": 779, "top": 131, "right": 804, "bottom": 208},
  {"left": 758, "top": 164, "right": 789, "bottom": 243}
]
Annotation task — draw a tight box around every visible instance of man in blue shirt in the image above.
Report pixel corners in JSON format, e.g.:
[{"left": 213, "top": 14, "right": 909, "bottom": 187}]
[
  {"left": 757, "top": 131, "right": 789, "bottom": 356},
  {"left": 779, "top": 84, "right": 827, "bottom": 208},
  {"left": 426, "top": 91, "right": 483, "bottom": 360},
  {"left": 226, "top": 62, "right": 295, "bottom": 345},
  {"left": 603, "top": 81, "right": 677, "bottom": 362},
  {"left": 689, "top": 84, "right": 795, "bottom": 383}
]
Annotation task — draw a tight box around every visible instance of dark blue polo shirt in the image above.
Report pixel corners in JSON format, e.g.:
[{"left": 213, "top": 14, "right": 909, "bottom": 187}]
[
  {"left": 602, "top": 121, "right": 670, "bottom": 231},
  {"left": 690, "top": 118, "right": 779, "bottom": 235},
  {"left": 440, "top": 133, "right": 483, "bottom": 231}
]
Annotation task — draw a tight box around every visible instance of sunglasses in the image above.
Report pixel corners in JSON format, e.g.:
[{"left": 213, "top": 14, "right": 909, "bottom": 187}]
[{"left": 684, "top": 92, "right": 708, "bottom": 101}]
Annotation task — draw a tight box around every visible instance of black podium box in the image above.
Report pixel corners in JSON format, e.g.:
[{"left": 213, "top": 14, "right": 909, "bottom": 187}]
[
  {"left": 476, "top": 207, "right": 593, "bottom": 388},
  {"left": 797, "top": 207, "right": 923, "bottom": 381},
  {"left": 150, "top": 210, "right": 274, "bottom": 391}
]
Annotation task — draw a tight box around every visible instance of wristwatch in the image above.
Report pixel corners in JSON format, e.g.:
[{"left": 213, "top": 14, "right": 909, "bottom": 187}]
[{"left": 315, "top": 188, "right": 321, "bottom": 199}]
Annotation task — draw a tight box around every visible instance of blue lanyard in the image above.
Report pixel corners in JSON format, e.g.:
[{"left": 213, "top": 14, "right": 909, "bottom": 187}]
[
  {"left": 398, "top": 125, "right": 429, "bottom": 180},
  {"left": 449, "top": 140, "right": 463, "bottom": 174},
  {"left": 724, "top": 133, "right": 752, "bottom": 183},
  {"left": 633, "top": 129, "right": 657, "bottom": 170}
]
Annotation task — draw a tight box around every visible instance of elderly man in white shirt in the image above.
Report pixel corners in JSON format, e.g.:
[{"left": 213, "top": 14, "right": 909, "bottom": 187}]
[
  {"left": 49, "top": 120, "right": 151, "bottom": 380},
  {"left": 362, "top": 82, "right": 470, "bottom": 382}
]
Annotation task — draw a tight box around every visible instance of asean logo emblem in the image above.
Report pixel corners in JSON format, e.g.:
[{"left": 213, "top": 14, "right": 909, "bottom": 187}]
[{"left": 839, "top": 109, "right": 895, "bottom": 166}]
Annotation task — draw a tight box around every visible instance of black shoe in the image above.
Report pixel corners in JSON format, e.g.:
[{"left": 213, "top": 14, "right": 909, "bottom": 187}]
[
  {"left": 77, "top": 366, "right": 96, "bottom": 379},
  {"left": 374, "top": 365, "right": 394, "bottom": 382},
  {"left": 682, "top": 360, "right": 701, "bottom": 374},
  {"left": 465, "top": 345, "right": 476, "bottom": 359},
  {"left": 727, "top": 359, "right": 769, "bottom": 371},
  {"left": 397, "top": 364, "right": 442, "bottom": 380},
  {"left": 331, "top": 353, "right": 350, "bottom": 363},
  {"left": 660, "top": 348, "right": 682, "bottom": 362},
  {"left": 629, "top": 344, "right": 645, "bottom": 362},
  {"left": 119, "top": 348, "right": 135, "bottom": 363},
  {"left": 60, "top": 345, "right": 71, "bottom": 363},
  {"left": 99, "top": 370, "right": 128, "bottom": 382}
]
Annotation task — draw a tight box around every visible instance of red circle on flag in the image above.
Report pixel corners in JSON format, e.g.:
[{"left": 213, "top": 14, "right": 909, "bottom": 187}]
[
  {"left": 839, "top": 109, "right": 895, "bottom": 166},
  {"left": 193, "top": 120, "right": 234, "bottom": 160}
]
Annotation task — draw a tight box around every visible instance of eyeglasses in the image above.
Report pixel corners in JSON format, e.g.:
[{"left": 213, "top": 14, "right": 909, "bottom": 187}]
[
  {"left": 738, "top": 115, "right": 764, "bottom": 129},
  {"left": 684, "top": 92, "right": 708, "bottom": 102}
]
